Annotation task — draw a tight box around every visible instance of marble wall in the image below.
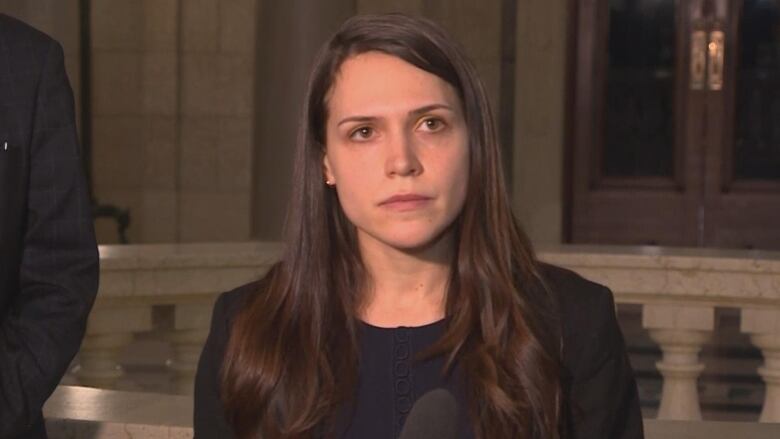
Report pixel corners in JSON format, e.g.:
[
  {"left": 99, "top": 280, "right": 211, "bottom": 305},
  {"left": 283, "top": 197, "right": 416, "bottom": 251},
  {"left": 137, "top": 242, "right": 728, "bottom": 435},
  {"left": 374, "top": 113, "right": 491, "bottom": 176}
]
[
  {"left": 513, "top": 0, "right": 569, "bottom": 244},
  {"left": 90, "top": 0, "right": 256, "bottom": 243}
]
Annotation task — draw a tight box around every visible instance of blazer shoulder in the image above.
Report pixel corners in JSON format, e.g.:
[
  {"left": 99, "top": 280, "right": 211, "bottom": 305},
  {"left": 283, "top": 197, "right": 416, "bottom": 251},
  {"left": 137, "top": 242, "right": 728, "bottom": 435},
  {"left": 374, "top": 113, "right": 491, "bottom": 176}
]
[
  {"left": 200, "top": 280, "right": 263, "bottom": 373},
  {"left": 213, "top": 280, "right": 262, "bottom": 328},
  {"left": 207, "top": 262, "right": 281, "bottom": 349},
  {"left": 0, "top": 14, "right": 56, "bottom": 50},
  {"left": 194, "top": 280, "right": 263, "bottom": 438},
  {"left": 538, "top": 262, "right": 614, "bottom": 316},
  {"left": 537, "top": 263, "right": 619, "bottom": 365}
]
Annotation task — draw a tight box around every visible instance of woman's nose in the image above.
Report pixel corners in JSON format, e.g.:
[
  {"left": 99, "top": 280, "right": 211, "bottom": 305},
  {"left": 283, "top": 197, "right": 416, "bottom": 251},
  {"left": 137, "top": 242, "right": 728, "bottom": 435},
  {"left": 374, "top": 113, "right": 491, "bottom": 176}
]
[{"left": 384, "top": 132, "right": 422, "bottom": 177}]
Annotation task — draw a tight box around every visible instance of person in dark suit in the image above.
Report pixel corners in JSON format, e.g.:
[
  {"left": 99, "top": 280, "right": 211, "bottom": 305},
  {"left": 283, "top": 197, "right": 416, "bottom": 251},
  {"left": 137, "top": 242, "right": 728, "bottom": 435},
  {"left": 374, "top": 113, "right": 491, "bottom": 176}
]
[
  {"left": 0, "top": 14, "right": 99, "bottom": 439},
  {"left": 195, "top": 14, "right": 643, "bottom": 439}
]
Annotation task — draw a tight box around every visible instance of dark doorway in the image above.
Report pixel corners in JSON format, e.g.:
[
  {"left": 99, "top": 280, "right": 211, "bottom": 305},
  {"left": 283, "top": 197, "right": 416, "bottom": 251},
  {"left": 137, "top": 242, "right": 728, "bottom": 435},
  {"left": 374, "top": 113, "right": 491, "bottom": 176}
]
[{"left": 569, "top": 0, "right": 780, "bottom": 250}]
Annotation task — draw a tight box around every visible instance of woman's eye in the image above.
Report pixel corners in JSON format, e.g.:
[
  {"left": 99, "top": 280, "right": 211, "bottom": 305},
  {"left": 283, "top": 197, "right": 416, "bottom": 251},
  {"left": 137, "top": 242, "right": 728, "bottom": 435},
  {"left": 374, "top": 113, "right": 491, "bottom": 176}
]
[
  {"left": 350, "top": 126, "right": 374, "bottom": 140},
  {"left": 420, "top": 118, "right": 444, "bottom": 132}
]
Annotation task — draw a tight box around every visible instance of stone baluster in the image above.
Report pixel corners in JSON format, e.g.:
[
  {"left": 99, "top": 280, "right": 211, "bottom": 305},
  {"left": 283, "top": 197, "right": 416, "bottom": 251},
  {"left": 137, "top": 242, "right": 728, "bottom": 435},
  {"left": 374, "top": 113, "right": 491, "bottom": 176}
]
[
  {"left": 74, "top": 304, "right": 152, "bottom": 389},
  {"left": 741, "top": 308, "right": 780, "bottom": 422},
  {"left": 643, "top": 304, "right": 714, "bottom": 420},
  {"left": 167, "top": 299, "right": 216, "bottom": 394}
]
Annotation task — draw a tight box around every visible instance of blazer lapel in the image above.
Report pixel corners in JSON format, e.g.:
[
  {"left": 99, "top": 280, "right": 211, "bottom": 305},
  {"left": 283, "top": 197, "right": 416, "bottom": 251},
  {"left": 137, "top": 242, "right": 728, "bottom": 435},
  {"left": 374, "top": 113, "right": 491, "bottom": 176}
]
[{"left": 0, "top": 19, "right": 26, "bottom": 270}]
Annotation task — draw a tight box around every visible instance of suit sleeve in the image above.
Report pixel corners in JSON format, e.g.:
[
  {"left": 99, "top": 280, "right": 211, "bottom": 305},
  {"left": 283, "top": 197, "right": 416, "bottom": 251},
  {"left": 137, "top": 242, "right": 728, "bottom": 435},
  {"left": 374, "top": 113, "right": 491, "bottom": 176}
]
[
  {"left": 0, "top": 40, "right": 99, "bottom": 437},
  {"left": 567, "top": 287, "right": 644, "bottom": 439},
  {"left": 194, "top": 293, "right": 236, "bottom": 439}
]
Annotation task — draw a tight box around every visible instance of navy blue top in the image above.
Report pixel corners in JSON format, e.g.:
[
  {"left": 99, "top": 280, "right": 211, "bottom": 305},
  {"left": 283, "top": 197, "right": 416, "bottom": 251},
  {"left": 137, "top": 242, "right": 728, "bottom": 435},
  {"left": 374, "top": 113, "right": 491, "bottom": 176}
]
[
  {"left": 193, "top": 264, "right": 644, "bottom": 438},
  {"left": 346, "top": 318, "right": 472, "bottom": 438}
]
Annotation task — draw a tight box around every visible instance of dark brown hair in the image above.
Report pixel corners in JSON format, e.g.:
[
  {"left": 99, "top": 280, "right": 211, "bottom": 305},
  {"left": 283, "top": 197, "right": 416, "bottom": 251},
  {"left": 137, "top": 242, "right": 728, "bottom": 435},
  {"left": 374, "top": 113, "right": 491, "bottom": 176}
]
[{"left": 222, "top": 13, "right": 563, "bottom": 438}]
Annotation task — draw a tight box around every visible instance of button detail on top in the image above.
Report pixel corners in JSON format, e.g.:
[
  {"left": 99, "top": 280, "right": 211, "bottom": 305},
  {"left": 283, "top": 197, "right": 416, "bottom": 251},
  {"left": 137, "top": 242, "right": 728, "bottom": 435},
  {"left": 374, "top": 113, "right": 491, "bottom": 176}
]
[
  {"left": 397, "top": 396, "right": 412, "bottom": 413},
  {"left": 395, "top": 378, "right": 410, "bottom": 394},
  {"left": 394, "top": 362, "right": 410, "bottom": 377},
  {"left": 394, "top": 344, "right": 410, "bottom": 359},
  {"left": 393, "top": 328, "right": 413, "bottom": 437}
]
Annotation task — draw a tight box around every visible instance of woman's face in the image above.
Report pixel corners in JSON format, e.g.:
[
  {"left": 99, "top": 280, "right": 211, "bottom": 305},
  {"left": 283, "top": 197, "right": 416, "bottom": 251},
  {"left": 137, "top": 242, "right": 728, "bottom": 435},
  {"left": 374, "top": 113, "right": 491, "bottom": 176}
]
[{"left": 323, "top": 51, "right": 469, "bottom": 252}]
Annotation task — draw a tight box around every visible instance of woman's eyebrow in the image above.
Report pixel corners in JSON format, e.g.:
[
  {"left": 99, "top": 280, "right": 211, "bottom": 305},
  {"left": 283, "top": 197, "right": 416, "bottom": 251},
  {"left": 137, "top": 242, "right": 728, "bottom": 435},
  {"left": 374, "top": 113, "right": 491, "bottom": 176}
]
[
  {"left": 336, "top": 103, "right": 455, "bottom": 127},
  {"left": 408, "top": 103, "right": 454, "bottom": 116},
  {"left": 337, "top": 115, "right": 376, "bottom": 127}
]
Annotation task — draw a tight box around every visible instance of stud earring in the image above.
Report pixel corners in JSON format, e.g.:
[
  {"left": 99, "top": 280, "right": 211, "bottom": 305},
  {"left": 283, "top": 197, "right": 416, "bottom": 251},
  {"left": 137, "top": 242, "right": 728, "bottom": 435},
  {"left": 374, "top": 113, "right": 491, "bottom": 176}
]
[{"left": 325, "top": 179, "right": 335, "bottom": 186}]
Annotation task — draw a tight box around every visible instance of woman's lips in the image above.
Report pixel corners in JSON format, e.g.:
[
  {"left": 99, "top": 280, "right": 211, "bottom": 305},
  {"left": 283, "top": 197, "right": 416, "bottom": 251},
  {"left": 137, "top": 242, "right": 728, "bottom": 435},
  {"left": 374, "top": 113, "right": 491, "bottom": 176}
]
[{"left": 379, "top": 194, "right": 432, "bottom": 211}]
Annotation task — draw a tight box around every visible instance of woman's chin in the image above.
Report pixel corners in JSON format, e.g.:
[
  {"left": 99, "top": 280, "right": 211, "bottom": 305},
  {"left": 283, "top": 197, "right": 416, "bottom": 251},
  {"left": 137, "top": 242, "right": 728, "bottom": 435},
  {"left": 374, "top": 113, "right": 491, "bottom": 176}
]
[{"left": 364, "top": 226, "right": 454, "bottom": 255}]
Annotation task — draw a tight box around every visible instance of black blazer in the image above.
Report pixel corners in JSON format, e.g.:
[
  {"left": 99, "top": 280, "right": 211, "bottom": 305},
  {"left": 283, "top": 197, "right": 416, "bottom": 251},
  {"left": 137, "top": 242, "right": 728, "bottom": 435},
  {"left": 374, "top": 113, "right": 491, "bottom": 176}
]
[
  {"left": 0, "top": 14, "right": 99, "bottom": 439},
  {"left": 194, "top": 264, "right": 644, "bottom": 438}
]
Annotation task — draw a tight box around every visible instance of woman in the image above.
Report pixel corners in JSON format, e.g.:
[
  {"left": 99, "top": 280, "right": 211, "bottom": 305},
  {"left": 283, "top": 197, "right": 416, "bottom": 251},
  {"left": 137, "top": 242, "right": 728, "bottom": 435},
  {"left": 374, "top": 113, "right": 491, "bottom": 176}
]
[{"left": 194, "top": 13, "right": 643, "bottom": 439}]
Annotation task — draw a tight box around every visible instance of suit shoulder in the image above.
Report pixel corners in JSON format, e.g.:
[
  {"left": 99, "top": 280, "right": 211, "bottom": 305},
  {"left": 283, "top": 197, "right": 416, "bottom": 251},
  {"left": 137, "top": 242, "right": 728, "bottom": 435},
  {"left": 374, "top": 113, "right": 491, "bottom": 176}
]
[
  {"left": 538, "top": 263, "right": 622, "bottom": 372},
  {"left": 213, "top": 280, "right": 263, "bottom": 327},
  {"left": 0, "top": 14, "right": 56, "bottom": 50},
  {"left": 538, "top": 262, "right": 613, "bottom": 315},
  {"left": 537, "top": 263, "right": 616, "bottom": 342},
  {"left": 210, "top": 261, "right": 281, "bottom": 336}
]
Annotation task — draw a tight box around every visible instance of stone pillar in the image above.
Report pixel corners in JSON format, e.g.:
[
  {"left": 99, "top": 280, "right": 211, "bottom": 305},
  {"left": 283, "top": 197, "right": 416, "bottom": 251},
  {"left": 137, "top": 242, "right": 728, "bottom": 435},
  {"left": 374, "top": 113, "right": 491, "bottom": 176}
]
[
  {"left": 251, "top": 0, "right": 355, "bottom": 240},
  {"left": 74, "top": 304, "right": 152, "bottom": 389},
  {"left": 643, "top": 304, "right": 714, "bottom": 420},
  {"left": 741, "top": 308, "right": 780, "bottom": 422},
  {"left": 167, "top": 300, "right": 216, "bottom": 394},
  {"left": 513, "top": 0, "right": 568, "bottom": 245}
]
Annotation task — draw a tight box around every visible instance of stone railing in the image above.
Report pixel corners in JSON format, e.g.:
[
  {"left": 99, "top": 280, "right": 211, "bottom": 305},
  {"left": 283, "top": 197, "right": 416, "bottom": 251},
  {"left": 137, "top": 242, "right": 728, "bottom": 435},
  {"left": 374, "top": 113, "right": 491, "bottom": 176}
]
[
  {"left": 75, "top": 242, "right": 282, "bottom": 394},
  {"left": 538, "top": 245, "right": 780, "bottom": 422},
  {"left": 75, "top": 242, "right": 780, "bottom": 423},
  {"left": 44, "top": 386, "right": 191, "bottom": 438}
]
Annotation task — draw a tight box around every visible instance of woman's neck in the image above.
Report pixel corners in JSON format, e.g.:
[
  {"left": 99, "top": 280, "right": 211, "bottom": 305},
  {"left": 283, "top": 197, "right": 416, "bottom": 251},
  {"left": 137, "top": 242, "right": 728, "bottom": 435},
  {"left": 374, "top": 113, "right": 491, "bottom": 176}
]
[{"left": 357, "top": 231, "right": 454, "bottom": 328}]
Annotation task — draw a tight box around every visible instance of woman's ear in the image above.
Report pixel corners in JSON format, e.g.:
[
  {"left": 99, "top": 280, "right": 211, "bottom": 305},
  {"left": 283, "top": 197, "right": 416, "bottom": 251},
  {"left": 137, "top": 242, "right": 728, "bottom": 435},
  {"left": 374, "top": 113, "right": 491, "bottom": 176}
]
[{"left": 322, "top": 153, "right": 336, "bottom": 185}]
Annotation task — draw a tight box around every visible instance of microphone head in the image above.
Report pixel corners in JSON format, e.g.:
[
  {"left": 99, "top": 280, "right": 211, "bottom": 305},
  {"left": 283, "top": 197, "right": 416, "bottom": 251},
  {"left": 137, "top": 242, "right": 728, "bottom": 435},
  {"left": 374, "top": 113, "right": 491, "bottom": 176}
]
[{"left": 398, "top": 388, "right": 458, "bottom": 439}]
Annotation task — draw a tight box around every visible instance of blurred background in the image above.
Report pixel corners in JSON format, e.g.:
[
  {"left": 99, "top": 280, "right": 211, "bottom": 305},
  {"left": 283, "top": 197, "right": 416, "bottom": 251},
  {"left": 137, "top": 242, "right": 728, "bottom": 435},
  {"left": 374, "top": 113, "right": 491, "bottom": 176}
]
[
  {"left": 3, "top": 0, "right": 778, "bottom": 250},
  {"left": 3, "top": 0, "right": 779, "bottom": 431}
]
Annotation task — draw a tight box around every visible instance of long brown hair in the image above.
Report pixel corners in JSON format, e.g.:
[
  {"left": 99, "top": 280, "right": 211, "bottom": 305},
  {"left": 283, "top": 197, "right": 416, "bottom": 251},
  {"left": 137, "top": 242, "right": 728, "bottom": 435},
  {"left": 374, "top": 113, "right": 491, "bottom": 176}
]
[{"left": 222, "top": 13, "right": 563, "bottom": 438}]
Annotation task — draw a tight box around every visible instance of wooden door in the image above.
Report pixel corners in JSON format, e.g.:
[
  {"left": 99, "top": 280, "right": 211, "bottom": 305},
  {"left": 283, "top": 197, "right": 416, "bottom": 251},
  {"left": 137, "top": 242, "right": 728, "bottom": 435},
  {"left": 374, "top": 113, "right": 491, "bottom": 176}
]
[
  {"left": 571, "top": 0, "right": 703, "bottom": 246},
  {"left": 703, "top": 0, "right": 780, "bottom": 249},
  {"left": 570, "top": 0, "right": 780, "bottom": 249}
]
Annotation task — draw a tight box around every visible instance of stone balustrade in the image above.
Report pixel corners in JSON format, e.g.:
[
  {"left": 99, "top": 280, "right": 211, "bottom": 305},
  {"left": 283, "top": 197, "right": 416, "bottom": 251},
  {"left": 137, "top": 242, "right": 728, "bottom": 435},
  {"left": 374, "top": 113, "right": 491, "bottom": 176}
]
[
  {"left": 77, "top": 242, "right": 780, "bottom": 423},
  {"left": 44, "top": 386, "right": 191, "bottom": 439},
  {"left": 539, "top": 245, "right": 780, "bottom": 422},
  {"left": 76, "top": 242, "right": 283, "bottom": 394}
]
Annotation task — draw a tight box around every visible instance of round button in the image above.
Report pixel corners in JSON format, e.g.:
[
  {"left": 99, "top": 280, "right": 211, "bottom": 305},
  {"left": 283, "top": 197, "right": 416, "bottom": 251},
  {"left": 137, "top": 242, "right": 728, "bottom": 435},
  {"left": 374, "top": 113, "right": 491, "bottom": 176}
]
[
  {"left": 397, "top": 396, "right": 412, "bottom": 413},
  {"left": 394, "top": 361, "right": 410, "bottom": 377},
  {"left": 395, "top": 378, "right": 410, "bottom": 394},
  {"left": 394, "top": 344, "right": 410, "bottom": 359},
  {"left": 394, "top": 329, "right": 409, "bottom": 342}
]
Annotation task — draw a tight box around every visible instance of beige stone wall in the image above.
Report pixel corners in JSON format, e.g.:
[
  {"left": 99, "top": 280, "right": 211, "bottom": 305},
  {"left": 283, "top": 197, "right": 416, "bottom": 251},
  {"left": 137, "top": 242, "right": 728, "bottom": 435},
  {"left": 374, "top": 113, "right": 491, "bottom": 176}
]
[
  {"left": 177, "top": 0, "right": 255, "bottom": 242},
  {"left": 513, "top": 0, "right": 568, "bottom": 245},
  {"left": 90, "top": 0, "right": 176, "bottom": 243},
  {"left": 90, "top": 0, "right": 256, "bottom": 243}
]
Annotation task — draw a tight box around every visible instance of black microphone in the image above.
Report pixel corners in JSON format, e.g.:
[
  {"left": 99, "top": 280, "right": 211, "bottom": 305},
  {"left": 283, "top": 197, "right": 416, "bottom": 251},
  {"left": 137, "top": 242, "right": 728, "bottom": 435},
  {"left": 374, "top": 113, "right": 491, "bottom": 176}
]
[{"left": 398, "top": 388, "right": 458, "bottom": 439}]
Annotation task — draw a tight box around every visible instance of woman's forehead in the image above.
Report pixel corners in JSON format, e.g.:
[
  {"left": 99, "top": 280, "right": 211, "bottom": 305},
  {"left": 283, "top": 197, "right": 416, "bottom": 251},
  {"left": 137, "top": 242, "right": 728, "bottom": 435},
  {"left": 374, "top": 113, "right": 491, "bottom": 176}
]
[{"left": 326, "top": 52, "right": 461, "bottom": 120}]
